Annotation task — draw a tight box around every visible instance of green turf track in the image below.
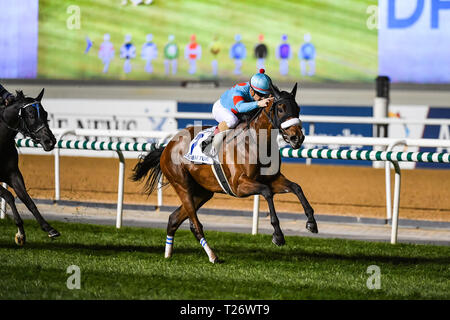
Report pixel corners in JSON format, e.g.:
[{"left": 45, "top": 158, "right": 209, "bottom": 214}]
[
  {"left": 38, "top": 0, "right": 377, "bottom": 83},
  {"left": 0, "top": 219, "right": 448, "bottom": 300}
]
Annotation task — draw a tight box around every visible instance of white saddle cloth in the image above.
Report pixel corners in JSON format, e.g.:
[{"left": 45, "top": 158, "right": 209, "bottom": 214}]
[{"left": 184, "top": 127, "right": 219, "bottom": 164}]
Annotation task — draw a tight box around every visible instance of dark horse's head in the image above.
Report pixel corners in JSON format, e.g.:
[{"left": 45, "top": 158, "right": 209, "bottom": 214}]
[
  {"left": 2, "top": 89, "right": 56, "bottom": 151},
  {"left": 267, "top": 83, "right": 304, "bottom": 149}
]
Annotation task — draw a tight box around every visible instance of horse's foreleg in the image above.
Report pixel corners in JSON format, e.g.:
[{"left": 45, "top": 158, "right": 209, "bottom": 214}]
[
  {"left": 236, "top": 176, "right": 285, "bottom": 246},
  {"left": 0, "top": 184, "right": 26, "bottom": 245},
  {"left": 7, "top": 171, "right": 60, "bottom": 238},
  {"left": 264, "top": 193, "right": 285, "bottom": 246},
  {"left": 270, "top": 174, "right": 318, "bottom": 234}
]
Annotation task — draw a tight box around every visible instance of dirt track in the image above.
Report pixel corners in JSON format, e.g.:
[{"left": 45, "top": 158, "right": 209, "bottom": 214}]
[{"left": 14, "top": 155, "right": 450, "bottom": 222}]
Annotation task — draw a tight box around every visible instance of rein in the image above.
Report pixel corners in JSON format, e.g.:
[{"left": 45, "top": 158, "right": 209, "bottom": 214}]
[{"left": 245, "top": 107, "right": 264, "bottom": 129}]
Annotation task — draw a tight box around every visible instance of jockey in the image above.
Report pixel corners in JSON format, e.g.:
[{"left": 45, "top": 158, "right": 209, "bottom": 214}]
[
  {"left": 0, "top": 84, "right": 15, "bottom": 106},
  {"left": 203, "top": 69, "right": 274, "bottom": 156}
]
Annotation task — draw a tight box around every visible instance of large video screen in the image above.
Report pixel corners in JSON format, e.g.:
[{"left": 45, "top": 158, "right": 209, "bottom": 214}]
[
  {"left": 1, "top": 0, "right": 450, "bottom": 84},
  {"left": 378, "top": 0, "right": 450, "bottom": 83}
]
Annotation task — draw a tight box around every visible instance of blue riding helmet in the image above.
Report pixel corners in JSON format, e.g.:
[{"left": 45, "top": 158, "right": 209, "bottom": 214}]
[{"left": 250, "top": 69, "right": 272, "bottom": 96}]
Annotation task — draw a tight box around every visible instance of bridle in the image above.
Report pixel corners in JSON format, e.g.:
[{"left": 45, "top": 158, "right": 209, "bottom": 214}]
[
  {"left": 262, "top": 94, "right": 301, "bottom": 143},
  {"left": 0, "top": 100, "right": 47, "bottom": 141}
]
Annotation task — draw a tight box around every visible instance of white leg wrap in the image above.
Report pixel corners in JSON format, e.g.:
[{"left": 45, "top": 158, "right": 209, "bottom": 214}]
[
  {"left": 165, "top": 235, "right": 174, "bottom": 258},
  {"left": 200, "top": 238, "right": 216, "bottom": 263}
]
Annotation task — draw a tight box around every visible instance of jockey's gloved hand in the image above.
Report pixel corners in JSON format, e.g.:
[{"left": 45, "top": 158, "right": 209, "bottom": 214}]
[{"left": 257, "top": 97, "right": 274, "bottom": 108}]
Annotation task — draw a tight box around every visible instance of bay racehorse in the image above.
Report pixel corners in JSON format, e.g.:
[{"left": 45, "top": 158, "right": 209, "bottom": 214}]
[
  {"left": 132, "top": 83, "right": 318, "bottom": 263},
  {"left": 0, "top": 89, "right": 59, "bottom": 245}
]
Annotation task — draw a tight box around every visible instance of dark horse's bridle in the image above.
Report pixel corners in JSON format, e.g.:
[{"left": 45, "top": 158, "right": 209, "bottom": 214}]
[{"left": 0, "top": 100, "right": 47, "bottom": 142}]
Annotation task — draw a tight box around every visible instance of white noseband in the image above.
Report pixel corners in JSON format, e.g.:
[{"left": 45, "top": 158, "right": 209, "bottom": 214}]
[{"left": 280, "top": 118, "right": 301, "bottom": 129}]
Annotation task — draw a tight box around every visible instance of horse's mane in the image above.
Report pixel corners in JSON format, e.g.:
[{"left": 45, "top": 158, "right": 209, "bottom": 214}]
[{"left": 277, "top": 90, "right": 293, "bottom": 99}]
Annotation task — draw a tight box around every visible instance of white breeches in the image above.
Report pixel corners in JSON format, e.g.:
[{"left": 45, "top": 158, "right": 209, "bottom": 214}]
[{"left": 212, "top": 100, "right": 239, "bottom": 128}]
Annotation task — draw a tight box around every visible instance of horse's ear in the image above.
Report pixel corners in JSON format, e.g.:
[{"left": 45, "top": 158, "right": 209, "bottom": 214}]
[
  {"left": 36, "top": 88, "right": 45, "bottom": 101},
  {"left": 291, "top": 83, "right": 298, "bottom": 98},
  {"left": 15, "top": 90, "right": 25, "bottom": 100}
]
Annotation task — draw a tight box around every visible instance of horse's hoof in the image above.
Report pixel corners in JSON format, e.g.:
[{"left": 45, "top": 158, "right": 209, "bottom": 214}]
[
  {"left": 15, "top": 233, "right": 26, "bottom": 246},
  {"left": 306, "top": 221, "right": 318, "bottom": 234},
  {"left": 272, "top": 235, "right": 286, "bottom": 246},
  {"left": 212, "top": 257, "right": 224, "bottom": 264},
  {"left": 47, "top": 229, "right": 61, "bottom": 239}
]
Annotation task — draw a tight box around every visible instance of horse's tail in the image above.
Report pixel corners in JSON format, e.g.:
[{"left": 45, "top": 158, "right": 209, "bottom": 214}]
[{"left": 131, "top": 145, "right": 166, "bottom": 195}]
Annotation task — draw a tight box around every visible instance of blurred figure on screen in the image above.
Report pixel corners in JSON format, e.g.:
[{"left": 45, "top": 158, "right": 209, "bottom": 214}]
[
  {"left": 209, "top": 35, "right": 221, "bottom": 76},
  {"left": 184, "top": 34, "right": 202, "bottom": 75},
  {"left": 254, "top": 34, "right": 268, "bottom": 71},
  {"left": 164, "top": 35, "right": 179, "bottom": 75},
  {"left": 276, "top": 34, "right": 291, "bottom": 76},
  {"left": 141, "top": 34, "right": 158, "bottom": 73},
  {"left": 98, "top": 33, "right": 115, "bottom": 73},
  {"left": 299, "top": 33, "right": 316, "bottom": 77},
  {"left": 230, "top": 34, "right": 246, "bottom": 75},
  {"left": 120, "top": 34, "right": 136, "bottom": 74},
  {"left": 85, "top": 36, "right": 93, "bottom": 54}
]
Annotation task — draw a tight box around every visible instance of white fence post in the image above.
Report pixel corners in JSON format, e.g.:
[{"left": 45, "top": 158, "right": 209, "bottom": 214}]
[
  {"left": 54, "top": 129, "right": 75, "bottom": 202},
  {"left": 116, "top": 151, "right": 125, "bottom": 229},
  {"left": 385, "top": 161, "right": 392, "bottom": 220},
  {"left": 0, "top": 183, "right": 7, "bottom": 219},
  {"left": 252, "top": 195, "right": 260, "bottom": 235},
  {"left": 390, "top": 161, "right": 402, "bottom": 244},
  {"left": 54, "top": 147, "right": 61, "bottom": 202},
  {"left": 385, "top": 140, "right": 407, "bottom": 221}
]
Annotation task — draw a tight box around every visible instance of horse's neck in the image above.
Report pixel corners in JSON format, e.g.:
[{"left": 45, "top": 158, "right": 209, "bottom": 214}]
[
  {"left": 249, "top": 108, "right": 274, "bottom": 141},
  {"left": 232, "top": 109, "right": 280, "bottom": 178},
  {"left": 0, "top": 125, "right": 18, "bottom": 151},
  {"left": 0, "top": 107, "right": 20, "bottom": 142}
]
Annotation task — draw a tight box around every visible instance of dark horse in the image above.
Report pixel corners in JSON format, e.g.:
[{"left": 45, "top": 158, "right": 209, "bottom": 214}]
[
  {"left": 0, "top": 89, "right": 59, "bottom": 245},
  {"left": 132, "top": 83, "right": 318, "bottom": 263}
]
